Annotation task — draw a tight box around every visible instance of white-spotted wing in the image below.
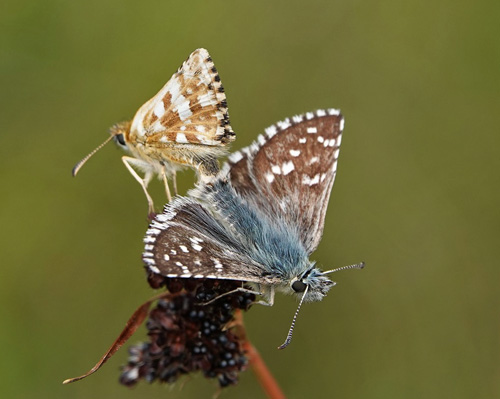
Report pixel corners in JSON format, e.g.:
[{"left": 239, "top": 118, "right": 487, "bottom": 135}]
[
  {"left": 143, "top": 109, "right": 344, "bottom": 282},
  {"left": 143, "top": 194, "right": 283, "bottom": 285},
  {"left": 226, "top": 109, "right": 343, "bottom": 253}
]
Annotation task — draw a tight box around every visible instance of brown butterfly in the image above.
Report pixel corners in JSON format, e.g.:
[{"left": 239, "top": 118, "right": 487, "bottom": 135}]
[{"left": 73, "top": 48, "right": 234, "bottom": 214}]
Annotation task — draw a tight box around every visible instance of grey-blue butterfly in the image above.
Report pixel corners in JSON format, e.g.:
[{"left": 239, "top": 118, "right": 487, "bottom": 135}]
[{"left": 142, "top": 109, "right": 364, "bottom": 348}]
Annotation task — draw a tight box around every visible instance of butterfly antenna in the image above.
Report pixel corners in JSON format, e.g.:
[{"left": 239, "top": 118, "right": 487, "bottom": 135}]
[
  {"left": 320, "top": 261, "right": 365, "bottom": 275},
  {"left": 278, "top": 284, "right": 309, "bottom": 350},
  {"left": 72, "top": 135, "right": 114, "bottom": 177}
]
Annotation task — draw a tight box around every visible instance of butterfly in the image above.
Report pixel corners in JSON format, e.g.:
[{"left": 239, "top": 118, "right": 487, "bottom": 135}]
[
  {"left": 142, "top": 109, "right": 364, "bottom": 348},
  {"left": 72, "top": 48, "right": 234, "bottom": 214}
]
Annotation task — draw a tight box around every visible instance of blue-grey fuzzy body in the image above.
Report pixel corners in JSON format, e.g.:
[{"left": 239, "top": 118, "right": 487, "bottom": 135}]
[{"left": 191, "top": 178, "right": 335, "bottom": 303}]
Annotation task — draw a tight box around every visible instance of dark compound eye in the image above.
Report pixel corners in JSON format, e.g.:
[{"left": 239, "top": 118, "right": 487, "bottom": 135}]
[
  {"left": 115, "top": 133, "right": 126, "bottom": 146},
  {"left": 291, "top": 280, "right": 307, "bottom": 293}
]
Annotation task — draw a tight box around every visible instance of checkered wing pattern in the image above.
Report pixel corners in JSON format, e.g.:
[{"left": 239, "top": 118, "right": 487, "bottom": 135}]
[
  {"left": 225, "top": 109, "right": 344, "bottom": 253},
  {"left": 143, "top": 197, "right": 281, "bottom": 284},
  {"left": 130, "top": 48, "right": 234, "bottom": 147}
]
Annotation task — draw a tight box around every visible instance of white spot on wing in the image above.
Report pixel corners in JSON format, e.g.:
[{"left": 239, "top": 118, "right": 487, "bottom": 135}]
[
  {"left": 153, "top": 101, "right": 165, "bottom": 118},
  {"left": 192, "top": 244, "right": 203, "bottom": 251},
  {"left": 302, "top": 174, "right": 320, "bottom": 186},
  {"left": 179, "top": 245, "right": 189, "bottom": 253},
  {"left": 289, "top": 149, "right": 300, "bottom": 157},
  {"left": 271, "top": 165, "right": 281, "bottom": 175},
  {"left": 340, "top": 118, "right": 345, "bottom": 131},
  {"left": 265, "top": 125, "right": 277, "bottom": 138},
  {"left": 212, "top": 258, "right": 223, "bottom": 270},
  {"left": 149, "top": 265, "right": 161, "bottom": 274},
  {"left": 257, "top": 134, "right": 267, "bottom": 146},
  {"left": 317, "top": 109, "right": 326, "bottom": 117},
  {"left": 197, "top": 92, "right": 216, "bottom": 107},
  {"left": 164, "top": 254, "right": 170, "bottom": 261},
  {"left": 299, "top": 137, "right": 307, "bottom": 144},
  {"left": 307, "top": 127, "right": 317, "bottom": 134},
  {"left": 265, "top": 173, "right": 275, "bottom": 183},
  {"left": 282, "top": 161, "right": 295, "bottom": 175},
  {"left": 166, "top": 76, "right": 182, "bottom": 100},
  {"left": 277, "top": 119, "right": 291, "bottom": 130},
  {"left": 175, "top": 97, "right": 193, "bottom": 120},
  {"left": 176, "top": 133, "right": 189, "bottom": 143},
  {"left": 317, "top": 136, "right": 324, "bottom": 143},
  {"left": 229, "top": 151, "right": 243, "bottom": 163},
  {"left": 157, "top": 211, "right": 176, "bottom": 222}
]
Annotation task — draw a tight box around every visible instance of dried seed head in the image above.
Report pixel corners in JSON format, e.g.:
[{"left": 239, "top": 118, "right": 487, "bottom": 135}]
[{"left": 120, "top": 279, "right": 254, "bottom": 388}]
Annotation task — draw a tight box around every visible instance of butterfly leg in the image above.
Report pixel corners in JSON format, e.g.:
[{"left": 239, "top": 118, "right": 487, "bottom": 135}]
[
  {"left": 199, "top": 284, "right": 275, "bottom": 307},
  {"left": 122, "top": 156, "right": 155, "bottom": 214},
  {"left": 254, "top": 285, "right": 275, "bottom": 306},
  {"left": 159, "top": 165, "right": 172, "bottom": 202},
  {"left": 198, "top": 286, "right": 263, "bottom": 306}
]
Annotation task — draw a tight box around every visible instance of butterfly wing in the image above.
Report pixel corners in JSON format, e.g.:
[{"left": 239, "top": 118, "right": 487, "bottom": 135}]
[
  {"left": 143, "top": 197, "right": 281, "bottom": 285},
  {"left": 224, "top": 109, "right": 344, "bottom": 253},
  {"left": 130, "top": 48, "right": 234, "bottom": 148}
]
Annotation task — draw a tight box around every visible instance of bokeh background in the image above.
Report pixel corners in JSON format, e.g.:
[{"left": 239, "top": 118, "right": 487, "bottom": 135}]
[{"left": 1, "top": 1, "right": 499, "bottom": 398}]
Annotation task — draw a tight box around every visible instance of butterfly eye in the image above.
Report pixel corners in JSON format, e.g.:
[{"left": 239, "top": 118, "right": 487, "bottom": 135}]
[
  {"left": 114, "top": 134, "right": 126, "bottom": 147},
  {"left": 291, "top": 280, "right": 307, "bottom": 293}
]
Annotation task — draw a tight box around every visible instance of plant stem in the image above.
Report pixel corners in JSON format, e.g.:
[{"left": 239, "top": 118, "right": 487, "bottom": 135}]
[{"left": 234, "top": 310, "right": 285, "bottom": 399}]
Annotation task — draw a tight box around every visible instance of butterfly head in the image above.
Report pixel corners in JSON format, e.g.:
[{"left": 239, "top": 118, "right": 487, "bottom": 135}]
[
  {"left": 109, "top": 121, "right": 132, "bottom": 150},
  {"left": 288, "top": 265, "right": 336, "bottom": 302},
  {"left": 288, "top": 261, "right": 365, "bottom": 302},
  {"left": 279, "top": 262, "right": 365, "bottom": 349}
]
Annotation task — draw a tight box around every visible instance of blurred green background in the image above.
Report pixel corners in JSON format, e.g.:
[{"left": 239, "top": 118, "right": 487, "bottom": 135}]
[{"left": 1, "top": 0, "right": 499, "bottom": 398}]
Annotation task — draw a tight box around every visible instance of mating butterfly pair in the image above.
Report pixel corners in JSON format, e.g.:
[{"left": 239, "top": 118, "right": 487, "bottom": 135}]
[{"left": 73, "top": 48, "right": 363, "bottom": 349}]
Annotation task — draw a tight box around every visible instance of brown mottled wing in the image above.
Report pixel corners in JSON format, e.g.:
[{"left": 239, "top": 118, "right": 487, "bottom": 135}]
[
  {"left": 143, "top": 197, "right": 280, "bottom": 285},
  {"left": 225, "top": 109, "right": 344, "bottom": 253},
  {"left": 130, "top": 48, "right": 234, "bottom": 147}
]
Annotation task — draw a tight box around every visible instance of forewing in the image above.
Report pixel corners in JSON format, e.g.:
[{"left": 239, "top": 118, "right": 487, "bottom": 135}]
[
  {"left": 130, "top": 48, "right": 234, "bottom": 147},
  {"left": 224, "top": 109, "right": 344, "bottom": 253},
  {"left": 143, "top": 197, "right": 279, "bottom": 285}
]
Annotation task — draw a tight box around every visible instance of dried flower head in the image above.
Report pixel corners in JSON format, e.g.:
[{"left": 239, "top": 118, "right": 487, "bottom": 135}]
[{"left": 120, "top": 278, "right": 255, "bottom": 388}]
